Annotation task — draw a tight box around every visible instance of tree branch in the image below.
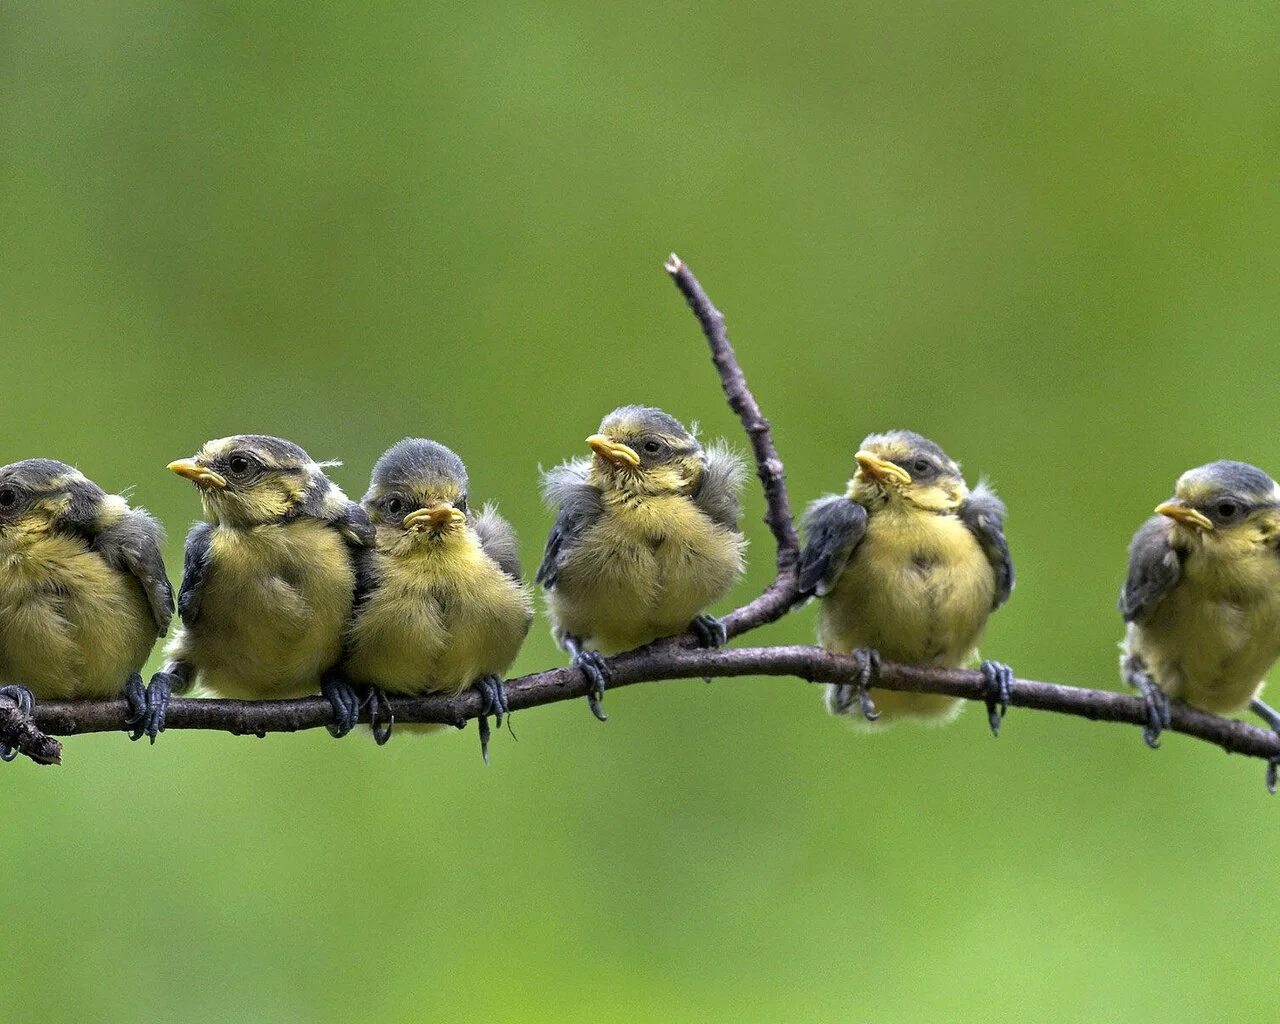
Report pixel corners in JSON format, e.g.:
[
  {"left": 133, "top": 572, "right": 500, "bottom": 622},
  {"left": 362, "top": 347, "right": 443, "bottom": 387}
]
[
  {"left": 9, "top": 251, "right": 1279, "bottom": 785},
  {"left": 664, "top": 253, "right": 800, "bottom": 636},
  {"left": 27, "top": 649, "right": 1280, "bottom": 763}
]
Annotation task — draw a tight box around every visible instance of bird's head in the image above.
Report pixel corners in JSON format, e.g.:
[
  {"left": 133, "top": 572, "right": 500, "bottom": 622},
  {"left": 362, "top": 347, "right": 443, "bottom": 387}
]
[
  {"left": 585, "top": 405, "right": 705, "bottom": 497},
  {"left": 363, "top": 438, "right": 470, "bottom": 548},
  {"left": 1156, "top": 461, "right": 1280, "bottom": 547},
  {"left": 846, "top": 430, "right": 968, "bottom": 513},
  {"left": 169, "top": 435, "right": 336, "bottom": 527},
  {"left": 0, "top": 459, "right": 119, "bottom": 542}
]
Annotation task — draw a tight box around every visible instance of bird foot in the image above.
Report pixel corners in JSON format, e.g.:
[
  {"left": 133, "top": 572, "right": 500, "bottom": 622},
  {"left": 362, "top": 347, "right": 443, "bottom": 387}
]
[
  {"left": 980, "top": 660, "right": 1014, "bottom": 738},
  {"left": 124, "top": 672, "right": 148, "bottom": 742},
  {"left": 1137, "top": 679, "right": 1170, "bottom": 750},
  {"left": 1248, "top": 699, "right": 1280, "bottom": 794},
  {"left": 571, "top": 649, "right": 611, "bottom": 722},
  {"left": 321, "top": 671, "right": 361, "bottom": 739},
  {"left": 364, "top": 685, "right": 395, "bottom": 746},
  {"left": 690, "top": 613, "right": 727, "bottom": 648},
  {"left": 0, "top": 685, "right": 34, "bottom": 762},
  {"left": 137, "top": 672, "right": 177, "bottom": 743},
  {"left": 831, "top": 648, "right": 881, "bottom": 721},
  {"left": 472, "top": 674, "right": 510, "bottom": 764}
]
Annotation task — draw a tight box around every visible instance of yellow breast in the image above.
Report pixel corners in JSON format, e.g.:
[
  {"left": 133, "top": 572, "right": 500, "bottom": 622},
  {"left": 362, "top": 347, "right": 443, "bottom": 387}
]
[
  {"left": 345, "top": 536, "right": 532, "bottom": 696},
  {"left": 548, "top": 493, "right": 744, "bottom": 653},
  {"left": 169, "top": 520, "right": 355, "bottom": 699}
]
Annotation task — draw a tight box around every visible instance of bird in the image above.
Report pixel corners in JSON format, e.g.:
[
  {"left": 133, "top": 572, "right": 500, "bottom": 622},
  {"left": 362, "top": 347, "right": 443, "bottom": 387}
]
[
  {"left": 798, "top": 430, "right": 1015, "bottom": 733},
  {"left": 144, "top": 434, "right": 373, "bottom": 739},
  {"left": 536, "top": 405, "right": 746, "bottom": 720},
  {"left": 1119, "top": 459, "right": 1280, "bottom": 789},
  {"left": 342, "top": 438, "right": 532, "bottom": 760},
  {"left": 0, "top": 459, "right": 173, "bottom": 757}
]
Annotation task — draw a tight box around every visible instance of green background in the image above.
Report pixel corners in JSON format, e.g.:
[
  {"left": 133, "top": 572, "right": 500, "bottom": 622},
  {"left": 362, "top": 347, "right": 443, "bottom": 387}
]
[{"left": 2, "top": 3, "right": 1277, "bottom": 1021}]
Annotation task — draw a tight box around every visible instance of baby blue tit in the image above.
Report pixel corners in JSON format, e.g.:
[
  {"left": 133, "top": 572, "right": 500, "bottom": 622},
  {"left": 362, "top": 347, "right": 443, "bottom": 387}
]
[
  {"left": 343, "top": 438, "right": 533, "bottom": 760},
  {"left": 1120, "top": 460, "right": 1280, "bottom": 787},
  {"left": 799, "top": 430, "right": 1015, "bottom": 733},
  {"left": 536, "top": 405, "right": 746, "bottom": 720},
  {"left": 145, "top": 435, "right": 373, "bottom": 739},
  {"left": 0, "top": 459, "right": 172, "bottom": 756}
]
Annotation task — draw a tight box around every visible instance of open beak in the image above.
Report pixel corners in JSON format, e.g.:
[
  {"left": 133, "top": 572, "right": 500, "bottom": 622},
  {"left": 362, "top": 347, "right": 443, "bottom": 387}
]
[
  {"left": 1156, "top": 500, "right": 1214, "bottom": 532},
  {"left": 403, "top": 504, "right": 466, "bottom": 532},
  {"left": 587, "top": 434, "right": 641, "bottom": 469},
  {"left": 854, "top": 451, "right": 912, "bottom": 487},
  {"left": 168, "top": 459, "right": 227, "bottom": 489}
]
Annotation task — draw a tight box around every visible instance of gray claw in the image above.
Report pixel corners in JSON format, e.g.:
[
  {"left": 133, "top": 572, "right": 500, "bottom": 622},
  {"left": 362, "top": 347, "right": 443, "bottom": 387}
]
[{"left": 980, "top": 660, "right": 1014, "bottom": 738}]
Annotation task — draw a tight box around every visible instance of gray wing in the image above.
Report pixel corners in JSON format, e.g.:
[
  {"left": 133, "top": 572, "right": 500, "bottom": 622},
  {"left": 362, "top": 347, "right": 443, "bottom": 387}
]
[
  {"left": 1120, "top": 515, "right": 1182, "bottom": 623},
  {"left": 176, "top": 521, "right": 214, "bottom": 627},
  {"left": 535, "top": 459, "right": 604, "bottom": 589},
  {"left": 959, "top": 481, "right": 1014, "bottom": 610},
  {"left": 691, "top": 442, "right": 746, "bottom": 532},
  {"left": 96, "top": 507, "right": 175, "bottom": 635},
  {"left": 798, "top": 495, "right": 869, "bottom": 597},
  {"left": 296, "top": 475, "right": 376, "bottom": 549},
  {"left": 474, "top": 503, "right": 523, "bottom": 581}
]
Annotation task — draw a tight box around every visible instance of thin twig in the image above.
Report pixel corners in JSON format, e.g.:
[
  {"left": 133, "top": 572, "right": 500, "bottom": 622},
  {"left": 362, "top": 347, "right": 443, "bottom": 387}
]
[
  {"left": 664, "top": 253, "right": 801, "bottom": 636},
  {"left": 29, "top": 649, "right": 1280, "bottom": 762},
  {"left": 11, "top": 252, "right": 1279, "bottom": 784}
]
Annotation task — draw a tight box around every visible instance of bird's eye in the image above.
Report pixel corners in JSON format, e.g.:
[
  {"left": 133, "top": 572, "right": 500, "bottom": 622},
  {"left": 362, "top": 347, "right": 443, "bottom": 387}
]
[
  {"left": 0, "top": 489, "right": 16, "bottom": 507},
  {"left": 456, "top": 496, "right": 468, "bottom": 514},
  {"left": 643, "top": 440, "right": 662, "bottom": 454},
  {"left": 228, "top": 456, "right": 251, "bottom": 475},
  {"left": 1218, "top": 501, "right": 1239, "bottom": 519},
  {"left": 913, "top": 459, "right": 930, "bottom": 475},
  {"left": 386, "top": 497, "right": 404, "bottom": 516}
]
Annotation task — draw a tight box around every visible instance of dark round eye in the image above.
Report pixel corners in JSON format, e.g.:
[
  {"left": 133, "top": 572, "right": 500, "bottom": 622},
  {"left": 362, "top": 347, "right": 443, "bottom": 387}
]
[
  {"left": 912, "top": 459, "right": 930, "bottom": 474},
  {"left": 643, "top": 440, "right": 662, "bottom": 454},
  {"left": 455, "top": 496, "right": 468, "bottom": 514},
  {"left": 1217, "top": 501, "right": 1239, "bottom": 519},
  {"left": 228, "top": 456, "right": 251, "bottom": 475},
  {"left": 385, "top": 497, "right": 405, "bottom": 516},
  {"left": 0, "top": 489, "right": 16, "bottom": 507}
]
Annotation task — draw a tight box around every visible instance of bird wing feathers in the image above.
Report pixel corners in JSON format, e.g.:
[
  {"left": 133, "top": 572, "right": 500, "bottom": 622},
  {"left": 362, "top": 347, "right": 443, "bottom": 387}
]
[
  {"left": 798, "top": 495, "right": 869, "bottom": 597},
  {"left": 535, "top": 459, "right": 604, "bottom": 588},
  {"left": 691, "top": 442, "right": 746, "bottom": 532},
  {"left": 474, "top": 504, "right": 523, "bottom": 582},
  {"left": 958, "top": 481, "right": 1015, "bottom": 610},
  {"left": 1119, "top": 514, "right": 1182, "bottom": 623},
  {"left": 176, "top": 521, "right": 214, "bottom": 627},
  {"left": 95, "top": 508, "right": 175, "bottom": 636}
]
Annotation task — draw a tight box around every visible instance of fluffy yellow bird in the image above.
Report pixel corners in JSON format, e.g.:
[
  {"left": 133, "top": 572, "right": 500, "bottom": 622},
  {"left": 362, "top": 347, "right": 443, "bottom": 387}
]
[
  {"left": 799, "top": 430, "right": 1015, "bottom": 732},
  {"left": 146, "top": 434, "right": 373, "bottom": 738},
  {"left": 1120, "top": 460, "right": 1280, "bottom": 787},
  {"left": 0, "top": 459, "right": 172, "bottom": 755},
  {"left": 537, "top": 405, "right": 746, "bottom": 719},
  {"left": 343, "top": 438, "right": 532, "bottom": 759}
]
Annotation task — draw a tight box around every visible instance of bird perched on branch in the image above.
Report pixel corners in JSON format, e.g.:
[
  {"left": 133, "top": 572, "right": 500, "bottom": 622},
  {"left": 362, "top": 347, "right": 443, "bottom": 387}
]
[
  {"left": 343, "top": 438, "right": 532, "bottom": 759},
  {"left": 1120, "top": 460, "right": 1280, "bottom": 788},
  {"left": 0, "top": 460, "right": 172, "bottom": 758},
  {"left": 537, "top": 405, "right": 746, "bottom": 720},
  {"left": 143, "top": 435, "right": 373, "bottom": 740},
  {"left": 799, "top": 430, "right": 1015, "bottom": 733}
]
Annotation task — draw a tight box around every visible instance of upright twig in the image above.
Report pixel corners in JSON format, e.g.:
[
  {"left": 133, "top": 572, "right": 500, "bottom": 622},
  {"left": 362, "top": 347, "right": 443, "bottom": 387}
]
[{"left": 9, "top": 252, "right": 1279, "bottom": 787}]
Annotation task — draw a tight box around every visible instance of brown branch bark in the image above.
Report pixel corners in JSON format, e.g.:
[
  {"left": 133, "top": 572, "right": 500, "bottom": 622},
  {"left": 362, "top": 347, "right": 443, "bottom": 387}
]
[{"left": 7, "top": 251, "right": 1278, "bottom": 784}]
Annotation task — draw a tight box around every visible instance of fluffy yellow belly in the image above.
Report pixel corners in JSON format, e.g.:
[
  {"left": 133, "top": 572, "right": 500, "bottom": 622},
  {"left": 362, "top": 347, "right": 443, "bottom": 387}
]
[
  {"left": 0, "top": 536, "right": 158, "bottom": 700},
  {"left": 549, "top": 497, "right": 744, "bottom": 653},
  {"left": 168, "top": 521, "right": 355, "bottom": 699},
  {"left": 819, "top": 509, "right": 995, "bottom": 723}
]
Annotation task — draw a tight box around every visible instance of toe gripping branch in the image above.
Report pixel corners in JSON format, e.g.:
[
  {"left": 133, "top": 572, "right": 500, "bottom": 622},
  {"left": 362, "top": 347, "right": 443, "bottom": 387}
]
[
  {"left": 0, "top": 685, "right": 34, "bottom": 762},
  {"left": 830, "top": 648, "right": 881, "bottom": 722},
  {"left": 563, "top": 636, "right": 610, "bottom": 723},
  {"left": 980, "top": 660, "right": 1015, "bottom": 738},
  {"left": 472, "top": 674, "right": 510, "bottom": 764},
  {"left": 1122, "top": 655, "right": 1170, "bottom": 750}
]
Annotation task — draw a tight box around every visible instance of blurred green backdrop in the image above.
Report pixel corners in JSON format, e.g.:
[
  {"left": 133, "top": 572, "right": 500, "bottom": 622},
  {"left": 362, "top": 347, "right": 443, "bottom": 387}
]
[{"left": 3, "top": 3, "right": 1278, "bottom": 1021}]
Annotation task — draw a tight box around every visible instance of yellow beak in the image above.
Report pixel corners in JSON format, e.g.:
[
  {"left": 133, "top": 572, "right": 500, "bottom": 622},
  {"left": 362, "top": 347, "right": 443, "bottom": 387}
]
[
  {"left": 403, "top": 504, "right": 466, "bottom": 532},
  {"left": 854, "top": 451, "right": 912, "bottom": 487},
  {"left": 168, "top": 459, "right": 227, "bottom": 489},
  {"left": 587, "top": 434, "right": 641, "bottom": 468},
  {"left": 1156, "top": 500, "right": 1214, "bottom": 532}
]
